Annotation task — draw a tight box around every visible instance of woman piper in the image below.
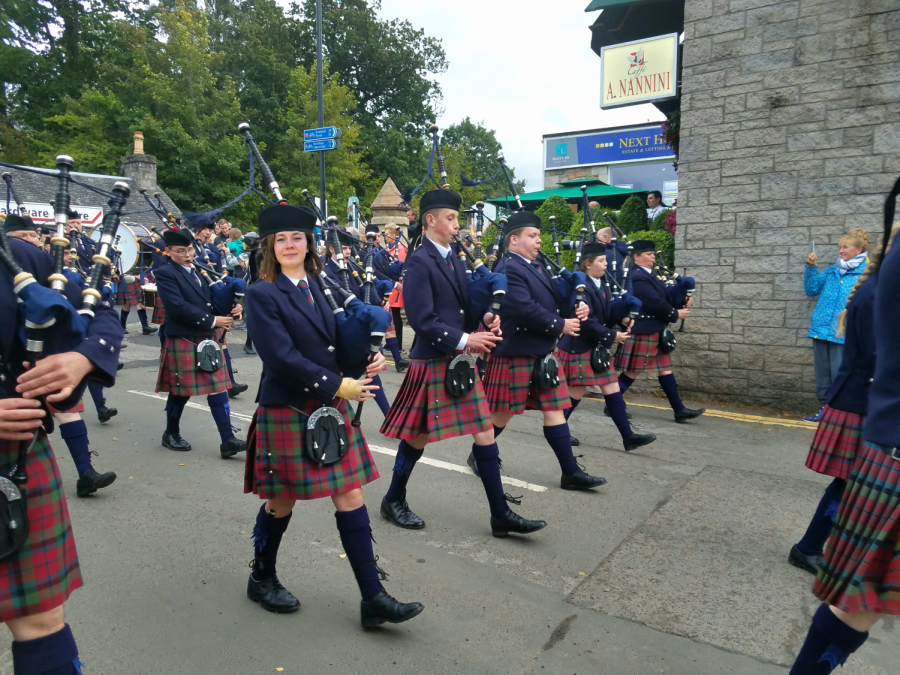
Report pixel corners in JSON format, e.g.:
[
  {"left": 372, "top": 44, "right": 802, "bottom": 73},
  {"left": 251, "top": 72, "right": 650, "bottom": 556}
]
[
  {"left": 789, "top": 181, "right": 900, "bottom": 674},
  {"left": 557, "top": 242, "right": 657, "bottom": 452},
  {"left": 243, "top": 203, "right": 424, "bottom": 627}
]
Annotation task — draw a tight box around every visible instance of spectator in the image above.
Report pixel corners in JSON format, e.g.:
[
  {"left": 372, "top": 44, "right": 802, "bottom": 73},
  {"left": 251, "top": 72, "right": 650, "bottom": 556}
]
[
  {"left": 385, "top": 223, "right": 408, "bottom": 351},
  {"left": 803, "top": 228, "right": 869, "bottom": 421},
  {"left": 406, "top": 208, "right": 421, "bottom": 247},
  {"left": 226, "top": 227, "right": 244, "bottom": 255},
  {"left": 646, "top": 191, "right": 666, "bottom": 220},
  {"left": 596, "top": 226, "right": 630, "bottom": 289},
  {"left": 214, "top": 219, "right": 231, "bottom": 247}
]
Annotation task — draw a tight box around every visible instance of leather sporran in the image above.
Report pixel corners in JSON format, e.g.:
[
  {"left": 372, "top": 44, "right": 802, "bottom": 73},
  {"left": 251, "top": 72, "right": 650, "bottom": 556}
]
[
  {"left": 658, "top": 327, "right": 677, "bottom": 354},
  {"left": 0, "top": 477, "right": 28, "bottom": 561},
  {"left": 303, "top": 406, "right": 349, "bottom": 468},
  {"left": 195, "top": 339, "right": 223, "bottom": 373},
  {"left": 445, "top": 353, "right": 477, "bottom": 396},
  {"left": 534, "top": 354, "right": 560, "bottom": 390},
  {"left": 590, "top": 345, "right": 611, "bottom": 373}
]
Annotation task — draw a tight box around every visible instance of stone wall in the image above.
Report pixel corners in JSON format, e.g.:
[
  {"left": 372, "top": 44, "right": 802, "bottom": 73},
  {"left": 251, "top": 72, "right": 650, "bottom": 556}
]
[{"left": 670, "top": 0, "right": 900, "bottom": 411}]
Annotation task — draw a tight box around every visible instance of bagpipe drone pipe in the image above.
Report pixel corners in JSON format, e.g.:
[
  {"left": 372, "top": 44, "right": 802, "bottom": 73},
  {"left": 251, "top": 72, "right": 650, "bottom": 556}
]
[{"left": 653, "top": 254, "right": 695, "bottom": 332}]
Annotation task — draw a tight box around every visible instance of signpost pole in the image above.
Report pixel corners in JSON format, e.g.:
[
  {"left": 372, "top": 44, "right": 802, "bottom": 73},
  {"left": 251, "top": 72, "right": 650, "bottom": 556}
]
[{"left": 316, "top": 0, "right": 327, "bottom": 219}]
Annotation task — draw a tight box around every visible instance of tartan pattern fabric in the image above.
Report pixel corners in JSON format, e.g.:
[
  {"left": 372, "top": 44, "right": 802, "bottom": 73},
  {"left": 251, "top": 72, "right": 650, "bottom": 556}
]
[
  {"left": 483, "top": 355, "right": 569, "bottom": 414},
  {"left": 385, "top": 314, "right": 396, "bottom": 341},
  {"left": 806, "top": 405, "right": 865, "bottom": 480},
  {"left": 116, "top": 278, "right": 143, "bottom": 306},
  {"left": 151, "top": 291, "right": 165, "bottom": 325},
  {"left": 380, "top": 357, "right": 491, "bottom": 442},
  {"left": 613, "top": 333, "right": 672, "bottom": 374},
  {"left": 155, "top": 333, "right": 228, "bottom": 396},
  {"left": 246, "top": 399, "right": 379, "bottom": 501},
  {"left": 0, "top": 434, "right": 82, "bottom": 621},
  {"left": 556, "top": 349, "right": 617, "bottom": 388},
  {"left": 48, "top": 399, "right": 84, "bottom": 415},
  {"left": 813, "top": 442, "right": 900, "bottom": 614}
]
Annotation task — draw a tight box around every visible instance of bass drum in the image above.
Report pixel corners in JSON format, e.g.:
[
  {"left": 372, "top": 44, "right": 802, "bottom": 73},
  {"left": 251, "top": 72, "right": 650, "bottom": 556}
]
[{"left": 87, "top": 222, "right": 155, "bottom": 274}]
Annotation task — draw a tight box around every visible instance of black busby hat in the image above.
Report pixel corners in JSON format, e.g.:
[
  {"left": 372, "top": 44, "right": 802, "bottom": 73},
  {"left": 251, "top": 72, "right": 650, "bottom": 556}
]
[
  {"left": 66, "top": 208, "right": 80, "bottom": 220},
  {"left": 327, "top": 229, "right": 355, "bottom": 247},
  {"left": 3, "top": 214, "right": 37, "bottom": 234},
  {"left": 580, "top": 242, "right": 606, "bottom": 258},
  {"left": 502, "top": 210, "right": 541, "bottom": 238},
  {"left": 419, "top": 188, "right": 462, "bottom": 216},
  {"left": 163, "top": 228, "right": 194, "bottom": 247},
  {"left": 631, "top": 239, "right": 656, "bottom": 255},
  {"left": 365, "top": 223, "right": 379, "bottom": 235},
  {"left": 257, "top": 204, "right": 317, "bottom": 239}
]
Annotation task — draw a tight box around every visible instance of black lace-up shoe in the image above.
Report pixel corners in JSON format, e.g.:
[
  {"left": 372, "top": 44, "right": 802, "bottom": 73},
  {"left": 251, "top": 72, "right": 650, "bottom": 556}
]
[
  {"left": 220, "top": 437, "right": 246, "bottom": 459},
  {"left": 674, "top": 407, "right": 705, "bottom": 423},
  {"left": 228, "top": 383, "right": 249, "bottom": 398},
  {"left": 142, "top": 325, "right": 158, "bottom": 335},
  {"left": 360, "top": 591, "right": 424, "bottom": 628},
  {"left": 570, "top": 436, "right": 580, "bottom": 447},
  {"left": 467, "top": 451, "right": 480, "bottom": 477},
  {"left": 560, "top": 470, "right": 607, "bottom": 491},
  {"left": 380, "top": 494, "right": 425, "bottom": 529},
  {"left": 162, "top": 432, "right": 191, "bottom": 451},
  {"left": 76, "top": 469, "right": 117, "bottom": 497},
  {"left": 490, "top": 509, "right": 548, "bottom": 538},
  {"left": 788, "top": 545, "right": 823, "bottom": 575},
  {"left": 97, "top": 402, "right": 118, "bottom": 424},
  {"left": 247, "top": 571, "right": 300, "bottom": 613},
  {"left": 623, "top": 433, "right": 656, "bottom": 452}
]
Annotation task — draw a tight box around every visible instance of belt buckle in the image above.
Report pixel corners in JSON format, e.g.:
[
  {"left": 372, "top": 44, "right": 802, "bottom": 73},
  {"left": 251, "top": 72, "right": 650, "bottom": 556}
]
[{"left": 891, "top": 447, "right": 900, "bottom": 461}]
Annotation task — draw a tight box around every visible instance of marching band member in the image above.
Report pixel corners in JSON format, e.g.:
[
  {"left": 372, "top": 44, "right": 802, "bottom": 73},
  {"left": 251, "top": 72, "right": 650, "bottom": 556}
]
[
  {"left": 557, "top": 242, "right": 656, "bottom": 452},
  {"left": 382, "top": 224, "right": 410, "bottom": 371},
  {"left": 243, "top": 204, "right": 424, "bottom": 626},
  {"left": 153, "top": 227, "right": 246, "bottom": 458},
  {"left": 379, "top": 190, "right": 547, "bottom": 537},
  {"left": 613, "top": 240, "right": 705, "bottom": 422},
  {"left": 478, "top": 212, "right": 607, "bottom": 491},
  {"left": 366, "top": 223, "right": 409, "bottom": 373}
]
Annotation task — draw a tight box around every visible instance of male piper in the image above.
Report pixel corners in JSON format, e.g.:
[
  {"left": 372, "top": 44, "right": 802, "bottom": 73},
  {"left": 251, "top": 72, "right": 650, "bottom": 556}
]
[
  {"left": 379, "top": 189, "right": 547, "bottom": 537},
  {"left": 475, "top": 211, "right": 607, "bottom": 491}
]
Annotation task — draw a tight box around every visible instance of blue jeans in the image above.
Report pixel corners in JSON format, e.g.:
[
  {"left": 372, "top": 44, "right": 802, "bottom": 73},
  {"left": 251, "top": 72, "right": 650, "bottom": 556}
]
[{"left": 812, "top": 338, "right": 843, "bottom": 405}]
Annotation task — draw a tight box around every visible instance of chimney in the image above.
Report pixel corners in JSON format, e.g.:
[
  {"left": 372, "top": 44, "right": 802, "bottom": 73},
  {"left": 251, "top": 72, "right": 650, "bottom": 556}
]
[{"left": 121, "top": 130, "right": 157, "bottom": 192}]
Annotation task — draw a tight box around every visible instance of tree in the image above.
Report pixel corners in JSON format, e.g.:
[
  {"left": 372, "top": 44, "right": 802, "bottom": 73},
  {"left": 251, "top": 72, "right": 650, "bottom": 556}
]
[
  {"left": 535, "top": 196, "right": 577, "bottom": 268},
  {"left": 617, "top": 195, "right": 648, "bottom": 234}
]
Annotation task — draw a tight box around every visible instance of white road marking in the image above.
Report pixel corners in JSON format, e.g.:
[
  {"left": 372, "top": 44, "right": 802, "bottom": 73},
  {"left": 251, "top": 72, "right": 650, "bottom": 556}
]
[{"left": 127, "top": 390, "right": 548, "bottom": 493}]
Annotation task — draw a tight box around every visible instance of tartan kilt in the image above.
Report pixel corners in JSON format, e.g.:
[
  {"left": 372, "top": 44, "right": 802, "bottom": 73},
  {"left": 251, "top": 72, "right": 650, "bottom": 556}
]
[
  {"left": 155, "top": 333, "right": 228, "bottom": 397},
  {"left": 805, "top": 405, "right": 865, "bottom": 480},
  {"left": 483, "top": 355, "right": 569, "bottom": 415},
  {"left": 244, "top": 399, "right": 379, "bottom": 501},
  {"left": 116, "top": 277, "right": 143, "bottom": 306},
  {"left": 613, "top": 333, "right": 672, "bottom": 374},
  {"left": 0, "top": 434, "right": 82, "bottom": 621},
  {"left": 556, "top": 349, "right": 617, "bottom": 388},
  {"left": 385, "top": 315, "right": 396, "bottom": 341},
  {"left": 380, "top": 357, "right": 491, "bottom": 442},
  {"left": 813, "top": 442, "right": 900, "bottom": 614},
  {"left": 48, "top": 398, "right": 85, "bottom": 415},
  {"left": 152, "top": 292, "right": 165, "bottom": 325}
]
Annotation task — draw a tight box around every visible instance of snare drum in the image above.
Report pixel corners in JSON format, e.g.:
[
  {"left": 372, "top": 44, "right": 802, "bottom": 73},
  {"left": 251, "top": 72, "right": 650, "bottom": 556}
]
[
  {"left": 87, "top": 221, "right": 158, "bottom": 275},
  {"left": 142, "top": 283, "right": 158, "bottom": 309}
]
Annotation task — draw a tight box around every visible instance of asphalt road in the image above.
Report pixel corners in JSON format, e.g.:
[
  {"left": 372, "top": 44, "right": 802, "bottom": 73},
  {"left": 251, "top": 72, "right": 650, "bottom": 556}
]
[{"left": 2, "top": 323, "right": 897, "bottom": 674}]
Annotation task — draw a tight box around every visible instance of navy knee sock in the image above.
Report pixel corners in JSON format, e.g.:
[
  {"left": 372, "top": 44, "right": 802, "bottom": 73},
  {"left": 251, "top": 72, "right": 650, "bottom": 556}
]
[
  {"left": 472, "top": 442, "right": 508, "bottom": 518},
  {"left": 564, "top": 397, "right": 581, "bottom": 421},
  {"left": 165, "top": 394, "right": 189, "bottom": 435},
  {"left": 12, "top": 623, "right": 80, "bottom": 675},
  {"left": 493, "top": 424, "right": 506, "bottom": 440},
  {"left": 60, "top": 420, "right": 92, "bottom": 477},
  {"left": 543, "top": 422, "right": 579, "bottom": 476},
  {"left": 618, "top": 372, "right": 635, "bottom": 393},
  {"left": 119, "top": 307, "right": 129, "bottom": 329},
  {"left": 245, "top": 333, "right": 253, "bottom": 351},
  {"left": 251, "top": 503, "right": 292, "bottom": 580},
  {"left": 136, "top": 308, "right": 149, "bottom": 329},
  {"left": 224, "top": 348, "right": 236, "bottom": 385},
  {"left": 789, "top": 604, "right": 868, "bottom": 674},
  {"left": 658, "top": 373, "right": 685, "bottom": 413},
  {"left": 86, "top": 381, "right": 104, "bottom": 408},
  {"left": 384, "top": 440, "right": 424, "bottom": 503},
  {"left": 208, "top": 392, "right": 235, "bottom": 442},
  {"left": 335, "top": 505, "right": 384, "bottom": 602},
  {"left": 604, "top": 392, "right": 634, "bottom": 439},
  {"left": 385, "top": 337, "right": 403, "bottom": 363},
  {"left": 158, "top": 330, "right": 165, "bottom": 348},
  {"left": 370, "top": 374, "right": 391, "bottom": 416},
  {"left": 796, "top": 478, "right": 847, "bottom": 557}
]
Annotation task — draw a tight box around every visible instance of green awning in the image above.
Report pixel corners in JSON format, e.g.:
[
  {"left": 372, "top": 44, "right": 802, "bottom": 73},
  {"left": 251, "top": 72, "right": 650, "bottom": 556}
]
[
  {"left": 584, "top": 0, "right": 640, "bottom": 10},
  {"left": 486, "top": 183, "right": 645, "bottom": 211}
]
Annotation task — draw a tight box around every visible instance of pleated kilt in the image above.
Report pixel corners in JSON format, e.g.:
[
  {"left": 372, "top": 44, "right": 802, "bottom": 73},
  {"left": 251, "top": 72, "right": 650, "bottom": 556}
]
[
  {"left": 0, "top": 434, "right": 82, "bottom": 621},
  {"left": 152, "top": 292, "right": 165, "bottom": 325},
  {"left": 613, "top": 333, "right": 672, "bottom": 374},
  {"left": 155, "top": 332, "right": 228, "bottom": 397},
  {"left": 483, "top": 355, "right": 569, "bottom": 415},
  {"left": 116, "top": 277, "right": 143, "bottom": 306},
  {"left": 385, "top": 315, "right": 396, "bottom": 341},
  {"left": 244, "top": 399, "right": 379, "bottom": 501},
  {"left": 556, "top": 349, "right": 617, "bottom": 388},
  {"left": 806, "top": 405, "right": 865, "bottom": 480},
  {"left": 813, "top": 442, "right": 900, "bottom": 614},
  {"left": 48, "top": 399, "right": 84, "bottom": 415},
  {"left": 380, "top": 357, "right": 491, "bottom": 442}
]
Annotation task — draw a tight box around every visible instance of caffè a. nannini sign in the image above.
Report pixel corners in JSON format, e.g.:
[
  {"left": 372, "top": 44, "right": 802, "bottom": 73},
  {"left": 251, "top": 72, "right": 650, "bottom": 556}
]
[{"left": 600, "top": 33, "right": 679, "bottom": 108}]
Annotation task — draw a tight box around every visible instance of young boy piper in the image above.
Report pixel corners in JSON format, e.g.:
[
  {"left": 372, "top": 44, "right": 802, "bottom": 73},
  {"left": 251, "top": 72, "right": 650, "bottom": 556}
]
[
  {"left": 379, "top": 189, "right": 547, "bottom": 537},
  {"left": 474, "top": 212, "right": 607, "bottom": 490}
]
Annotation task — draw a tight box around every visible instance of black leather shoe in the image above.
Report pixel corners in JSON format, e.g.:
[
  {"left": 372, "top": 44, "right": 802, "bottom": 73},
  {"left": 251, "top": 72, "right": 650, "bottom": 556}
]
[
  {"left": 395, "top": 359, "right": 410, "bottom": 373},
  {"left": 570, "top": 435, "right": 580, "bottom": 447},
  {"left": 490, "top": 509, "right": 548, "bottom": 538},
  {"left": 119, "top": 342, "right": 128, "bottom": 350},
  {"left": 247, "top": 573, "right": 300, "bottom": 613},
  {"left": 162, "top": 432, "right": 192, "bottom": 451},
  {"left": 560, "top": 470, "right": 607, "bottom": 491},
  {"left": 361, "top": 591, "right": 424, "bottom": 628},
  {"left": 467, "top": 451, "right": 480, "bottom": 477},
  {"left": 228, "top": 383, "right": 249, "bottom": 398},
  {"left": 220, "top": 437, "right": 246, "bottom": 459},
  {"left": 142, "top": 325, "right": 158, "bottom": 335},
  {"left": 116, "top": 362, "right": 124, "bottom": 371},
  {"left": 623, "top": 432, "right": 656, "bottom": 452},
  {"left": 97, "top": 403, "right": 118, "bottom": 424},
  {"left": 243, "top": 345, "right": 256, "bottom": 355},
  {"left": 788, "top": 545, "right": 823, "bottom": 575},
  {"left": 380, "top": 495, "right": 425, "bottom": 529},
  {"left": 76, "top": 469, "right": 117, "bottom": 497},
  {"left": 674, "top": 407, "right": 705, "bottom": 423},
  {"left": 604, "top": 404, "right": 632, "bottom": 420}
]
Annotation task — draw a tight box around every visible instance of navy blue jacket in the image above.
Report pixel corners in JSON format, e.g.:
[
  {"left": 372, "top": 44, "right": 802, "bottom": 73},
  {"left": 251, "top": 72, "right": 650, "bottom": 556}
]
[
  {"left": 0, "top": 239, "right": 122, "bottom": 405},
  {"left": 323, "top": 257, "right": 384, "bottom": 305},
  {"left": 193, "top": 241, "right": 222, "bottom": 275},
  {"left": 71, "top": 230, "right": 96, "bottom": 271},
  {"left": 154, "top": 260, "right": 218, "bottom": 338},
  {"left": 492, "top": 253, "right": 565, "bottom": 358},
  {"left": 826, "top": 276, "right": 875, "bottom": 415},
  {"left": 245, "top": 274, "right": 342, "bottom": 406},
  {"left": 864, "top": 241, "right": 900, "bottom": 448},
  {"left": 374, "top": 248, "right": 392, "bottom": 280},
  {"left": 403, "top": 237, "right": 469, "bottom": 360},
  {"left": 629, "top": 266, "right": 679, "bottom": 335},
  {"left": 558, "top": 278, "right": 617, "bottom": 354}
]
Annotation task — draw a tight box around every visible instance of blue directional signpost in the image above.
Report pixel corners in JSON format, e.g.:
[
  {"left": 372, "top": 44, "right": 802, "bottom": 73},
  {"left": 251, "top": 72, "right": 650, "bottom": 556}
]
[
  {"left": 304, "top": 127, "right": 342, "bottom": 152},
  {"left": 304, "top": 138, "right": 341, "bottom": 152}
]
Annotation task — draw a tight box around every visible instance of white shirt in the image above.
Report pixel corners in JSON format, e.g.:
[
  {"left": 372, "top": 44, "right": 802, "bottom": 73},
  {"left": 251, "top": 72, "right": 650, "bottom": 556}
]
[
  {"left": 181, "top": 264, "right": 216, "bottom": 328},
  {"left": 426, "top": 237, "right": 468, "bottom": 350},
  {"left": 509, "top": 251, "right": 534, "bottom": 264},
  {"left": 638, "top": 265, "right": 653, "bottom": 274},
  {"left": 590, "top": 275, "right": 604, "bottom": 290},
  {"left": 646, "top": 205, "right": 666, "bottom": 220}
]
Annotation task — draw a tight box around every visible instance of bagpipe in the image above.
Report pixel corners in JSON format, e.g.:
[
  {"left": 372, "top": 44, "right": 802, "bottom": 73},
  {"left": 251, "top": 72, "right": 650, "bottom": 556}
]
[{"left": 653, "top": 254, "right": 695, "bottom": 333}]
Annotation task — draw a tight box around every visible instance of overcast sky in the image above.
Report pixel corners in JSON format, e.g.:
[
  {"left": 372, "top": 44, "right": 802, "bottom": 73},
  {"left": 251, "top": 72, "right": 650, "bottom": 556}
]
[{"left": 376, "top": 0, "right": 665, "bottom": 192}]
